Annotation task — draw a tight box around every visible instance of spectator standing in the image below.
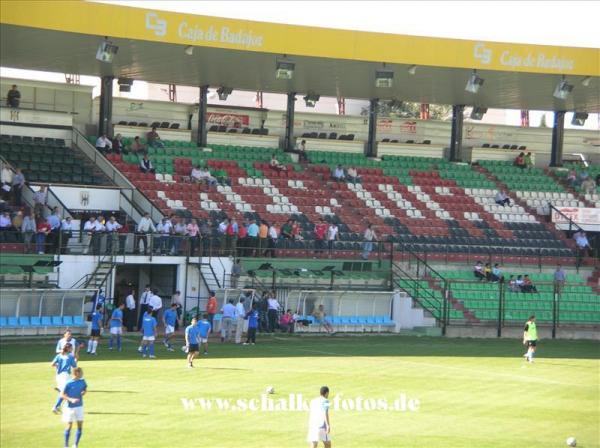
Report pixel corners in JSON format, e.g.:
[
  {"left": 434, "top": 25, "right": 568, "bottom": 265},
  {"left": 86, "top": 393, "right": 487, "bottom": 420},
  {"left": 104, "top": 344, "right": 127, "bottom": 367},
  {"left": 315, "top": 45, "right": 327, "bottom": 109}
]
[
  {"left": 139, "top": 154, "right": 155, "bottom": 174},
  {"left": 247, "top": 219, "right": 259, "bottom": 256},
  {"left": 21, "top": 209, "right": 36, "bottom": 253},
  {"left": 111, "top": 134, "right": 124, "bottom": 154},
  {"left": 267, "top": 292, "right": 280, "bottom": 333},
  {"left": 105, "top": 215, "right": 121, "bottom": 254},
  {"left": 220, "top": 299, "right": 236, "bottom": 342},
  {"left": 266, "top": 223, "right": 278, "bottom": 257},
  {"left": 574, "top": 230, "right": 591, "bottom": 259},
  {"left": 156, "top": 217, "right": 173, "bottom": 255},
  {"left": 225, "top": 218, "right": 238, "bottom": 255},
  {"left": 361, "top": 224, "right": 377, "bottom": 260},
  {"left": 33, "top": 185, "right": 48, "bottom": 217},
  {"left": 231, "top": 259, "right": 242, "bottom": 289},
  {"left": 11, "top": 168, "right": 25, "bottom": 206},
  {"left": 187, "top": 218, "right": 200, "bottom": 256},
  {"left": 6, "top": 84, "right": 21, "bottom": 109},
  {"left": 95, "top": 134, "right": 113, "bottom": 154},
  {"left": 1, "top": 164, "right": 12, "bottom": 202},
  {"left": 46, "top": 207, "right": 61, "bottom": 253},
  {"left": 314, "top": 218, "right": 328, "bottom": 256},
  {"left": 60, "top": 216, "right": 73, "bottom": 254},
  {"left": 35, "top": 216, "right": 51, "bottom": 254},
  {"left": 234, "top": 297, "right": 246, "bottom": 344},
  {"left": 258, "top": 220, "right": 269, "bottom": 255},
  {"left": 170, "top": 216, "right": 187, "bottom": 255},
  {"left": 206, "top": 291, "right": 217, "bottom": 333},
  {"left": 237, "top": 221, "right": 248, "bottom": 256},
  {"left": 135, "top": 212, "right": 155, "bottom": 255},
  {"left": 146, "top": 126, "right": 165, "bottom": 148},
  {"left": 553, "top": 264, "right": 566, "bottom": 293},
  {"left": 494, "top": 190, "right": 511, "bottom": 207},
  {"left": 125, "top": 289, "right": 136, "bottom": 332},
  {"left": 326, "top": 223, "right": 339, "bottom": 257}
]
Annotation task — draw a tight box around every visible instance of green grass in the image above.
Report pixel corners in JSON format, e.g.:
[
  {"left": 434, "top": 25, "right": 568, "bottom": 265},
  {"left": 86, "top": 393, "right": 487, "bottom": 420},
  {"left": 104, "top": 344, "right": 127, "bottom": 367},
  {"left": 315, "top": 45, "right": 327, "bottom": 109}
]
[{"left": 1, "top": 335, "right": 599, "bottom": 448}]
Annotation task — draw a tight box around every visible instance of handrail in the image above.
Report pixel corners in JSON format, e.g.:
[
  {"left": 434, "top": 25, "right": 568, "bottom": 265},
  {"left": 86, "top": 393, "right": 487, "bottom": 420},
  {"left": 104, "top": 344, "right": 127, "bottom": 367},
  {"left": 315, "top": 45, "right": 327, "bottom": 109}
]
[
  {"left": 391, "top": 261, "right": 444, "bottom": 320},
  {"left": 547, "top": 202, "right": 584, "bottom": 234},
  {"left": 394, "top": 240, "right": 447, "bottom": 282}
]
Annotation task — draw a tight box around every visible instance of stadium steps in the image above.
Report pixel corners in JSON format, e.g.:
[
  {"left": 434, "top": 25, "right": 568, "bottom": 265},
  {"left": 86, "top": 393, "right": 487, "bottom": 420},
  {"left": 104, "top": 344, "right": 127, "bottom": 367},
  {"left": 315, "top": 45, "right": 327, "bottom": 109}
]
[{"left": 475, "top": 164, "right": 575, "bottom": 249}]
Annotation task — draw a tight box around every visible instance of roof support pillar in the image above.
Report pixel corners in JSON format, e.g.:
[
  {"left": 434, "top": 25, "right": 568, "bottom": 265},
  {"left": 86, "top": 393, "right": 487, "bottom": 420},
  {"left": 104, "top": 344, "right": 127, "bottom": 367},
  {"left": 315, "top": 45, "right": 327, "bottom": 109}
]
[
  {"left": 550, "top": 111, "right": 565, "bottom": 167},
  {"left": 448, "top": 104, "right": 464, "bottom": 162},
  {"left": 366, "top": 98, "right": 378, "bottom": 157},
  {"left": 98, "top": 75, "right": 114, "bottom": 137},
  {"left": 284, "top": 92, "right": 296, "bottom": 152},
  {"left": 196, "top": 85, "right": 209, "bottom": 147}
]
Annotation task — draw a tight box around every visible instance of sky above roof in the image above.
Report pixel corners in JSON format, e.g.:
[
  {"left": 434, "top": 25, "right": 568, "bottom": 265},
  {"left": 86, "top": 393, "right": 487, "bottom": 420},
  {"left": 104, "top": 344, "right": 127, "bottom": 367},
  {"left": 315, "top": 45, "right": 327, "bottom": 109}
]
[{"left": 94, "top": 0, "right": 600, "bottom": 48}]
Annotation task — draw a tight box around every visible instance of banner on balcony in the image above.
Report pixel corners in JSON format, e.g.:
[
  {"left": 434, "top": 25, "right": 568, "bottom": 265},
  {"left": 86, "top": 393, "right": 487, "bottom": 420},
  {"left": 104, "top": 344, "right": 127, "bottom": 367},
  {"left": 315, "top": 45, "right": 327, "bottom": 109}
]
[{"left": 551, "top": 207, "right": 600, "bottom": 225}]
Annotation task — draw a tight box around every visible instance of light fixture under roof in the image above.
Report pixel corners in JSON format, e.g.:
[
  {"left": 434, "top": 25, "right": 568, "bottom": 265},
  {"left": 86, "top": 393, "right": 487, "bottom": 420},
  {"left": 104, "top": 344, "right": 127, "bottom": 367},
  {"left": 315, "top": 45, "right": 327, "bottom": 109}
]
[
  {"left": 276, "top": 59, "right": 295, "bottom": 80},
  {"left": 571, "top": 112, "right": 588, "bottom": 126},
  {"left": 553, "top": 77, "right": 573, "bottom": 100},
  {"left": 470, "top": 106, "right": 487, "bottom": 120},
  {"left": 217, "top": 87, "right": 232, "bottom": 101},
  {"left": 581, "top": 76, "right": 591, "bottom": 87},
  {"left": 184, "top": 45, "right": 194, "bottom": 56},
  {"left": 303, "top": 92, "right": 320, "bottom": 108},
  {"left": 96, "top": 38, "right": 118, "bottom": 63},
  {"left": 375, "top": 70, "right": 394, "bottom": 88},
  {"left": 407, "top": 65, "right": 417, "bottom": 75},
  {"left": 465, "top": 71, "right": 484, "bottom": 94}
]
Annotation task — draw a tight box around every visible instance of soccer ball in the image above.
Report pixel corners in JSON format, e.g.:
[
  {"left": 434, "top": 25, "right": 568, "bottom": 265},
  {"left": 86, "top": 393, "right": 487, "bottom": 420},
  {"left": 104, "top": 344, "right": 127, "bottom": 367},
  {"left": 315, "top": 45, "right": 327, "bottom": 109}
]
[
  {"left": 181, "top": 345, "right": 188, "bottom": 353},
  {"left": 265, "top": 386, "right": 275, "bottom": 394},
  {"left": 566, "top": 437, "right": 576, "bottom": 447}
]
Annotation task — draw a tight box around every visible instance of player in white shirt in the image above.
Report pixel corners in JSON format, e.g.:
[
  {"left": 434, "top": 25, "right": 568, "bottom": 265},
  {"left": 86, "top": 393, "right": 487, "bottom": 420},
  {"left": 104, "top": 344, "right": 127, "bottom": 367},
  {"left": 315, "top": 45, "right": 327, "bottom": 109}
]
[
  {"left": 56, "top": 330, "right": 83, "bottom": 357},
  {"left": 307, "top": 386, "right": 332, "bottom": 447}
]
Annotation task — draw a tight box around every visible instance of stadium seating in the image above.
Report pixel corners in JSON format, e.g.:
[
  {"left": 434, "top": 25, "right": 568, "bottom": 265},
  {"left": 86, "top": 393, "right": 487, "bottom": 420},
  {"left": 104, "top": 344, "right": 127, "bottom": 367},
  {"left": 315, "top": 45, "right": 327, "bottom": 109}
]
[
  {"left": 0, "top": 254, "right": 57, "bottom": 288},
  {"left": 0, "top": 134, "right": 110, "bottom": 185}
]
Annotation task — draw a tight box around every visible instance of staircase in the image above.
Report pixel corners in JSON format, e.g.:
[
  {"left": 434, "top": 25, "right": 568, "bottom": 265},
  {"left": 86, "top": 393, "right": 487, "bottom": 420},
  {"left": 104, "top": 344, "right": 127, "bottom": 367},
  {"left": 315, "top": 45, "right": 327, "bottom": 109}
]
[
  {"left": 71, "top": 256, "right": 117, "bottom": 291},
  {"left": 197, "top": 260, "right": 222, "bottom": 292}
]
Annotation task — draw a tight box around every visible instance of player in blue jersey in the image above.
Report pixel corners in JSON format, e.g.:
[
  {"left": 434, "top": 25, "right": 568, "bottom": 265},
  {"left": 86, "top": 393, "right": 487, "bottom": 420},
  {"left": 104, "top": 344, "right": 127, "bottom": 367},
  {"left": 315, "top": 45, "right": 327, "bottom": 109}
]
[
  {"left": 185, "top": 315, "right": 200, "bottom": 368},
  {"left": 163, "top": 303, "right": 178, "bottom": 351},
  {"left": 87, "top": 305, "right": 103, "bottom": 355},
  {"left": 51, "top": 343, "right": 78, "bottom": 414},
  {"left": 108, "top": 302, "right": 125, "bottom": 351},
  {"left": 56, "top": 330, "right": 84, "bottom": 357},
  {"left": 244, "top": 303, "right": 259, "bottom": 346},
  {"left": 196, "top": 313, "right": 212, "bottom": 355},
  {"left": 61, "top": 367, "right": 87, "bottom": 448},
  {"left": 141, "top": 308, "right": 157, "bottom": 358}
]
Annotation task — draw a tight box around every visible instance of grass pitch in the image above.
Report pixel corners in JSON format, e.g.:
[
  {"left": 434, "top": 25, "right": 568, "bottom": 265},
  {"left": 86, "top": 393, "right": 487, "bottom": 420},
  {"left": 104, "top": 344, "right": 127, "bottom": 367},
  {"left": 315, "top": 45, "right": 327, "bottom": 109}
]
[{"left": 1, "top": 335, "right": 598, "bottom": 448}]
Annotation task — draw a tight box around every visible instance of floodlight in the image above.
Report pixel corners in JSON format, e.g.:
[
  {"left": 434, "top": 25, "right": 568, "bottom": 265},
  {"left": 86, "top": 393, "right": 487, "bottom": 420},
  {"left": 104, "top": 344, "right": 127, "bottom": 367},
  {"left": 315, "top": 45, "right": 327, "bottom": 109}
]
[
  {"left": 276, "top": 60, "right": 295, "bottom": 80},
  {"left": 407, "top": 65, "right": 417, "bottom": 75},
  {"left": 553, "top": 78, "right": 573, "bottom": 100},
  {"left": 571, "top": 112, "right": 588, "bottom": 126},
  {"left": 96, "top": 39, "right": 118, "bottom": 63},
  {"left": 470, "top": 107, "right": 487, "bottom": 120},
  {"left": 303, "top": 92, "right": 320, "bottom": 108},
  {"left": 581, "top": 76, "right": 591, "bottom": 87},
  {"left": 217, "top": 87, "right": 232, "bottom": 101},
  {"left": 118, "top": 78, "right": 133, "bottom": 92},
  {"left": 465, "top": 71, "right": 484, "bottom": 94},
  {"left": 375, "top": 70, "right": 394, "bottom": 88},
  {"left": 184, "top": 45, "right": 194, "bottom": 56}
]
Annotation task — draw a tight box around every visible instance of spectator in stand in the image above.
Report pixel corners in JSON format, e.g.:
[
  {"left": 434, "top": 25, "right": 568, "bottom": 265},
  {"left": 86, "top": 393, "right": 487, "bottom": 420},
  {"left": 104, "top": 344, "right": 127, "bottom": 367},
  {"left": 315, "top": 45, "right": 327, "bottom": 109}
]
[
  {"left": 515, "top": 275, "right": 525, "bottom": 291},
  {"left": 267, "top": 292, "right": 280, "bottom": 333},
  {"left": 473, "top": 261, "right": 485, "bottom": 280},
  {"left": 246, "top": 219, "right": 259, "bottom": 256},
  {"left": 60, "top": 216, "right": 73, "bottom": 254},
  {"left": 332, "top": 164, "right": 346, "bottom": 181},
  {"left": 170, "top": 216, "right": 187, "bottom": 255},
  {"left": 139, "top": 154, "right": 155, "bottom": 174},
  {"left": 156, "top": 216, "right": 173, "bottom": 255},
  {"left": 46, "top": 207, "right": 61, "bottom": 253},
  {"left": 483, "top": 262, "right": 492, "bottom": 281},
  {"left": 581, "top": 176, "right": 596, "bottom": 194},
  {"left": 346, "top": 166, "right": 361, "bottom": 184},
  {"left": 290, "top": 219, "right": 301, "bottom": 241},
  {"left": 196, "top": 166, "right": 218, "bottom": 187},
  {"left": 230, "top": 259, "right": 242, "bottom": 289},
  {"left": 11, "top": 168, "right": 25, "bottom": 206},
  {"left": 524, "top": 152, "right": 534, "bottom": 168},
  {"left": 199, "top": 220, "right": 211, "bottom": 255},
  {"left": 11, "top": 209, "right": 23, "bottom": 234},
  {"left": 521, "top": 275, "right": 538, "bottom": 293},
  {"left": 280, "top": 219, "right": 293, "bottom": 241},
  {"left": 312, "top": 304, "right": 333, "bottom": 334},
  {"left": 220, "top": 299, "right": 236, "bottom": 342},
  {"left": 6, "top": 84, "right": 21, "bottom": 109},
  {"left": 573, "top": 230, "right": 591, "bottom": 257},
  {"left": 553, "top": 264, "right": 566, "bottom": 293},
  {"left": 237, "top": 221, "right": 249, "bottom": 256},
  {"left": 83, "top": 215, "right": 104, "bottom": 255},
  {"left": 186, "top": 218, "right": 200, "bottom": 256},
  {"left": 514, "top": 152, "right": 526, "bottom": 169},
  {"left": 146, "top": 126, "right": 165, "bottom": 148},
  {"left": 595, "top": 173, "right": 600, "bottom": 187},
  {"left": 135, "top": 212, "right": 155, "bottom": 255},
  {"left": 566, "top": 169, "right": 578, "bottom": 187},
  {"left": 1, "top": 164, "right": 12, "bottom": 202},
  {"left": 129, "top": 136, "right": 146, "bottom": 154},
  {"left": 111, "top": 134, "right": 124, "bottom": 154},
  {"left": 279, "top": 309, "right": 295, "bottom": 333},
  {"left": 21, "top": 209, "right": 36, "bottom": 253},
  {"left": 266, "top": 223, "right": 278, "bottom": 257},
  {"left": 117, "top": 219, "right": 130, "bottom": 253},
  {"left": 269, "top": 154, "right": 287, "bottom": 172},
  {"left": 225, "top": 218, "right": 238, "bottom": 256},
  {"left": 105, "top": 215, "right": 122, "bottom": 254},
  {"left": 258, "top": 220, "right": 268, "bottom": 255},
  {"left": 35, "top": 216, "right": 51, "bottom": 254},
  {"left": 326, "top": 222, "right": 339, "bottom": 257},
  {"left": 490, "top": 264, "right": 503, "bottom": 283},
  {"left": 0, "top": 212, "right": 13, "bottom": 238},
  {"left": 33, "top": 185, "right": 48, "bottom": 217},
  {"left": 234, "top": 297, "right": 246, "bottom": 344},
  {"left": 95, "top": 133, "right": 113, "bottom": 154},
  {"left": 508, "top": 275, "right": 519, "bottom": 292},
  {"left": 362, "top": 224, "right": 377, "bottom": 260},
  {"left": 295, "top": 139, "right": 308, "bottom": 162},
  {"left": 494, "top": 190, "right": 511, "bottom": 207},
  {"left": 578, "top": 170, "right": 589, "bottom": 185},
  {"left": 314, "top": 218, "right": 328, "bottom": 255}
]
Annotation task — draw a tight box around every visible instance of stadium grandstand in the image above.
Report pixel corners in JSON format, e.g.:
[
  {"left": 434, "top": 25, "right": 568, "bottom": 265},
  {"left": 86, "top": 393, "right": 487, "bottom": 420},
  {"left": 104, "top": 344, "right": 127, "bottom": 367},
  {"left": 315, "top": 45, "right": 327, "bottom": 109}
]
[{"left": 0, "top": 2, "right": 599, "bottom": 447}]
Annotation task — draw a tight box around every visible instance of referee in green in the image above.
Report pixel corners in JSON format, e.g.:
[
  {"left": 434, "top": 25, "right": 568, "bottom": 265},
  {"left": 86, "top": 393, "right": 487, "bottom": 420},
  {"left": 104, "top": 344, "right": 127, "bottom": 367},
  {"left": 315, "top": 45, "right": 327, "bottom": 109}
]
[{"left": 523, "top": 315, "right": 538, "bottom": 363}]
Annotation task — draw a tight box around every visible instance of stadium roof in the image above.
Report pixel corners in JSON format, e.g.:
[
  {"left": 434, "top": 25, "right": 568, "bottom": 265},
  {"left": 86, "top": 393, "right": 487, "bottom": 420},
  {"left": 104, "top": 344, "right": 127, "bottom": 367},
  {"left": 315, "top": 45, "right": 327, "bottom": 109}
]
[{"left": 1, "top": 1, "right": 599, "bottom": 112}]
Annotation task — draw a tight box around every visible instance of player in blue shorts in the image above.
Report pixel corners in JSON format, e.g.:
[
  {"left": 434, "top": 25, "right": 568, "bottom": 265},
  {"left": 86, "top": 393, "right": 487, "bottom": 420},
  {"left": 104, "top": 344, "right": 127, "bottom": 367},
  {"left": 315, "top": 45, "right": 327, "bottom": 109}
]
[
  {"left": 185, "top": 316, "right": 200, "bottom": 368},
  {"left": 51, "top": 343, "right": 78, "bottom": 414},
  {"left": 141, "top": 308, "right": 157, "bottom": 358},
  {"left": 61, "top": 367, "right": 87, "bottom": 448},
  {"left": 197, "top": 313, "right": 212, "bottom": 355},
  {"left": 87, "top": 305, "right": 103, "bottom": 355},
  {"left": 56, "top": 330, "right": 84, "bottom": 357},
  {"left": 163, "top": 303, "right": 178, "bottom": 351},
  {"left": 108, "top": 302, "right": 125, "bottom": 351}
]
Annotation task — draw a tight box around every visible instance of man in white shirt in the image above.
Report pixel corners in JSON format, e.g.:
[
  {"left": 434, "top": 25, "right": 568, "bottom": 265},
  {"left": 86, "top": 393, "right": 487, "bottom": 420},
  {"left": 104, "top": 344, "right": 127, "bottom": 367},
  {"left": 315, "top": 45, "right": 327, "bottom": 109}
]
[
  {"left": 1, "top": 165, "right": 12, "bottom": 202},
  {"left": 156, "top": 217, "right": 173, "bottom": 255},
  {"left": 125, "top": 289, "right": 136, "bottom": 332},
  {"left": 267, "top": 294, "right": 280, "bottom": 333},
  {"left": 234, "top": 297, "right": 246, "bottom": 344},
  {"left": 307, "top": 386, "right": 331, "bottom": 448},
  {"left": 332, "top": 165, "right": 345, "bottom": 181},
  {"left": 148, "top": 289, "right": 163, "bottom": 322},
  {"left": 190, "top": 165, "right": 202, "bottom": 182},
  {"left": 265, "top": 224, "right": 278, "bottom": 257},
  {"left": 33, "top": 185, "right": 48, "bottom": 217},
  {"left": 362, "top": 224, "right": 377, "bottom": 260},
  {"left": 574, "top": 230, "right": 591, "bottom": 259},
  {"left": 494, "top": 190, "right": 510, "bottom": 207},
  {"left": 60, "top": 217, "right": 73, "bottom": 254},
  {"left": 220, "top": 299, "right": 236, "bottom": 342},
  {"left": 95, "top": 133, "right": 112, "bottom": 154},
  {"left": 137, "top": 285, "right": 152, "bottom": 331},
  {"left": 346, "top": 167, "right": 360, "bottom": 183},
  {"left": 135, "top": 212, "right": 156, "bottom": 255},
  {"left": 105, "top": 215, "right": 122, "bottom": 254},
  {"left": 82, "top": 216, "right": 99, "bottom": 254},
  {"left": 326, "top": 224, "right": 339, "bottom": 257}
]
